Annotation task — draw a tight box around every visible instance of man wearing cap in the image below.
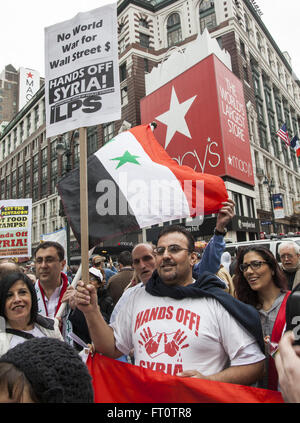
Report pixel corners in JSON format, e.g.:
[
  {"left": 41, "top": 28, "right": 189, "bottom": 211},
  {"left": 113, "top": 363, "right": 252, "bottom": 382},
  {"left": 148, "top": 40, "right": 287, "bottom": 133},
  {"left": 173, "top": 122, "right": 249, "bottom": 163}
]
[{"left": 92, "top": 255, "right": 117, "bottom": 286}]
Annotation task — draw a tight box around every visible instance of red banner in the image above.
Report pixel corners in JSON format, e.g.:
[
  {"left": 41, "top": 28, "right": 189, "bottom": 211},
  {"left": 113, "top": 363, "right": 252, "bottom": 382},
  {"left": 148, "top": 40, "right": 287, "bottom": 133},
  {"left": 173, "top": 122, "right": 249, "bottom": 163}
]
[{"left": 87, "top": 354, "right": 283, "bottom": 403}]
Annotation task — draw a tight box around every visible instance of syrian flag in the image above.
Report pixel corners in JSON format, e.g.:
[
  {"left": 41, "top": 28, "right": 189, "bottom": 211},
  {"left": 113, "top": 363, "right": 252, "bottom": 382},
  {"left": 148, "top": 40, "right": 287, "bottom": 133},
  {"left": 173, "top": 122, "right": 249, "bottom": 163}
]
[{"left": 57, "top": 124, "right": 228, "bottom": 248}]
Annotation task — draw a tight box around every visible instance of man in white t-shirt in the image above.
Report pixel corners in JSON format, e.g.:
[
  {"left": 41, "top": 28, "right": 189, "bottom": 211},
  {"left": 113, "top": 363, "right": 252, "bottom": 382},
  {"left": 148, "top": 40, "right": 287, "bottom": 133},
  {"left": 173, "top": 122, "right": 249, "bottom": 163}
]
[{"left": 75, "top": 225, "right": 265, "bottom": 385}]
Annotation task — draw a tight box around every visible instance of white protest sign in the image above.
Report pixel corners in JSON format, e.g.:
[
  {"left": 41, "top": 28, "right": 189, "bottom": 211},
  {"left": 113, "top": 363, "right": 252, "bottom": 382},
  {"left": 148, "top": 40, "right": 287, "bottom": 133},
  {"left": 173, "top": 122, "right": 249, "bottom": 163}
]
[
  {"left": 44, "top": 3, "right": 121, "bottom": 138},
  {"left": 0, "top": 198, "right": 32, "bottom": 259}
]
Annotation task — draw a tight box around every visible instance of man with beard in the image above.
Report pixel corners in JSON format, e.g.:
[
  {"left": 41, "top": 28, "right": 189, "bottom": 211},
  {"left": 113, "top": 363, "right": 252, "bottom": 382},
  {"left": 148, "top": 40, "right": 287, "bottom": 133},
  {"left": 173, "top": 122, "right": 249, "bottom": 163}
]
[
  {"left": 278, "top": 241, "right": 300, "bottom": 290},
  {"left": 75, "top": 225, "right": 265, "bottom": 385}
]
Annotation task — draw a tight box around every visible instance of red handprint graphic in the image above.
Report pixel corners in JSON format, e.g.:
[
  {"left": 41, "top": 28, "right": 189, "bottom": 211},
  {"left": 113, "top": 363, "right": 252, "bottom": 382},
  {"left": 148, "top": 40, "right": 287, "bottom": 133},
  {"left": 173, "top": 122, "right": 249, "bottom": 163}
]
[
  {"left": 139, "top": 327, "right": 163, "bottom": 356},
  {"left": 164, "top": 329, "right": 189, "bottom": 357},
  {"left": 139, "top": 327, "right": 189, "bottom": 358}
]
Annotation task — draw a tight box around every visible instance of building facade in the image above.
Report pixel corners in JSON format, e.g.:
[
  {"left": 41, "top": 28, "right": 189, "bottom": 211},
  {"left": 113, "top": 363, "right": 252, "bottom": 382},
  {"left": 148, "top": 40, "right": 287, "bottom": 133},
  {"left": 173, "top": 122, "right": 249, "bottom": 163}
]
[
  {"left": 0, "top": 0, "right": 299, "bottom": 255},
  {"left": 0, "top": 65, "right": 19, "bottom": 127}
]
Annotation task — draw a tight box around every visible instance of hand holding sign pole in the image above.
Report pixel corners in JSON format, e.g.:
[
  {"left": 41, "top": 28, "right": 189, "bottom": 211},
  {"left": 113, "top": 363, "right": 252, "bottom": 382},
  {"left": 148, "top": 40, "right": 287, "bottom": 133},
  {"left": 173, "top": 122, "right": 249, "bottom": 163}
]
[
  {"left": 79, "top": 127, "right": 90, "bottom": 286},
  {"left": 45, "top": 4, "right": 121, "bottom": 313}
]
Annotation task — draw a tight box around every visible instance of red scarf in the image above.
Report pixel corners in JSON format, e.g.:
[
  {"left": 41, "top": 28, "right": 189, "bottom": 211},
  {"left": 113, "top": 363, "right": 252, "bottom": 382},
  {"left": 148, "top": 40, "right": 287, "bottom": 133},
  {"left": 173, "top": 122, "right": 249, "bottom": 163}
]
[
  {"left": 268, "top": 291, "right": 291, "bottom": 390},
  {"left": 37, "top": 272, "right": 69, "bottom": 317}
]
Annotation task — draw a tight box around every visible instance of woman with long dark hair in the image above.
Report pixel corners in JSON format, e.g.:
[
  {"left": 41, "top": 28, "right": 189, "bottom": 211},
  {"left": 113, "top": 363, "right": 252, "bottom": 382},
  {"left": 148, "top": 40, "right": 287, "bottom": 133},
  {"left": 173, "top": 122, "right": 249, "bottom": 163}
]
[
  {"left": 0, "top": 272, "right": 63, "bottom": 357},
  {"left": 233, "top": 245, "right": 290, "bottom": 390}
]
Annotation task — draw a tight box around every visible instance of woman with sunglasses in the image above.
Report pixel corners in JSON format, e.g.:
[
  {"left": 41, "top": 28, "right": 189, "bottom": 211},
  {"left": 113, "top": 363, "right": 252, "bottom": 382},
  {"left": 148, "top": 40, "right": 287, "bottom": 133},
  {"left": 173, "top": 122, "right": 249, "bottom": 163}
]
[{"left": 233, "top": 245, "right": 290, "bottom": 390}]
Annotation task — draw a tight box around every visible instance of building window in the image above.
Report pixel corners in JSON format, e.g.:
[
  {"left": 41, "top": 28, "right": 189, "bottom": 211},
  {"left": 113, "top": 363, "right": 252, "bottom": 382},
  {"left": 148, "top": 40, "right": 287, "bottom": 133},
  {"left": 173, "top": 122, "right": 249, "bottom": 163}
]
[
  {"left": 87, "top": 126, "right": 98, "bottom": 157},
  {"left": 246, "top": 197, "right": 255, "bottom": 218},
  {"left": 121, "top": 86, "right": 128, "bottom": 107},
  {"left": 41, "top": 165, "right": 48, "bottom": 197},
  {"left": 243, "top": 65, "right": 249, "bottom": 83},
  {"left": 144, "top": 58, "right": 149, "bottom": 73},
  {"left": 34, "top": 105, "right": 39, "bottom": 130},
  {"left": 199, "top": 0, "right": 216, "bottom": 33},
  {"left": 18, "top": 179, "right": 23, "bottom": 198},
  {"left": 119, "top": 37, "right": 126, "bottom": 54},
  {"left": 256, "top": 31, "right": 263, "bottom": 52},
  {"left": 256, "top": 101, "right": 264, "bottom": 123},
  {"left": 119, "top": 62, "right": 127, "bottom": 82},
  {"left": 74, "top": 143, "right": 79, "bottom": 168},
  {"left": 0, "top": 179, "right": 4, "bottom": 200},
  {"left": 253, "top": 75, "right": 261, "bottom": 97},
  {"left": 216, "top": 37, "right": 223, "bottom": 49},
  {"left": 50, "top": 159, "right": 58, "bottom": 194},
  {"left": 264, "top": 89, "right": 273, "bottom": 110},
  {"left": 281, "top": 141, "right": 289, "bottom": 166},
  {"left": 32, "top": 170, "right": 39, "bottom": 201},
  {"left": 275, "top": 100, "right": 283, "bottom": 123},
  {"left": 103, "top": 123, "right": 114, "bottom": 144},
  {"left": 40, "top": 203, "right": 47, "bottom": 219},
  {"left": 51, "top": 140, "right": 57, "bottom": 161},
  {"left": 19, "top": 122, "right": 24, "bottom": 143},
  {"left": 233, "top": 192, "right": 244, "bottom": 216},
  {"left": 244, "top": 13, "right": 250, "bottom": 35},
  {"left": 5, "top": 176, "right": 10, "bottom": 199},
  {"left": 167, "top": 13, "right": 182, "bottom": 47},
  {"left": 259, "top": 126, "right": 268, "bottom": 151},
  {"left": 139, "top": 18, "right": 148, "bottom": 28},
  {"left": 140, "top": 33, "right": 150, "bottom": 48},
  {"left": 240, "top": 40, "right": 246, "bottom": 58}
]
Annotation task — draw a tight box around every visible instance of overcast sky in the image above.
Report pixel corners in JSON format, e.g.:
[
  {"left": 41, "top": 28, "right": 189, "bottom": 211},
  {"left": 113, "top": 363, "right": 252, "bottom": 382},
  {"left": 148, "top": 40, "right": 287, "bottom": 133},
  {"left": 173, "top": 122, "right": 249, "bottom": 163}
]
[{"left": 0, "top": 0, "right": 299, "bottom": 78}]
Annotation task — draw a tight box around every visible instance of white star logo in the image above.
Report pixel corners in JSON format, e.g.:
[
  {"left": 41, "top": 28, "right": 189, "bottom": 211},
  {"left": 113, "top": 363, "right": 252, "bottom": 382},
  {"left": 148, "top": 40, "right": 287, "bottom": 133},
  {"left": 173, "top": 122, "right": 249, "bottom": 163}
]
[{"left": 155, "top": 86, "right": 197, "bottom": 149}]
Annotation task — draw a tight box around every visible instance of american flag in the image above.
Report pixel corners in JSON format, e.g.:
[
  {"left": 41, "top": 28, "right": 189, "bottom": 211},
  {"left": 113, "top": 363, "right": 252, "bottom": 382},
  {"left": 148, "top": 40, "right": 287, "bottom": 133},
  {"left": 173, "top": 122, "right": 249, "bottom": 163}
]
[{"left": 276, "top": 124, "right": 290, "bottom": 147}]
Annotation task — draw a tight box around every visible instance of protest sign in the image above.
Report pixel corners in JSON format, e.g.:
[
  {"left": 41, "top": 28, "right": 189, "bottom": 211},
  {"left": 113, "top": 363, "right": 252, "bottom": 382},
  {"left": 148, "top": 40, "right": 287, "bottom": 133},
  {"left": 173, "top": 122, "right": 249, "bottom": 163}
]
[
  {"left": 44, "top": 3, "right": 121, "bottom": 138},
  {"left": 0, "top": 199, "right": 32, "bottom": 258}
]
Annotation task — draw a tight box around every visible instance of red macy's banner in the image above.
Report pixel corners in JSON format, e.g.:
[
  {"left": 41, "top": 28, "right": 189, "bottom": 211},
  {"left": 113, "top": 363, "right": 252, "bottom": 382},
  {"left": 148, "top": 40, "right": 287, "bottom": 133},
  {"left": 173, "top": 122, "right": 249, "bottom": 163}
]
[
  {"left": 87, "top": 354, "right": 283, "bottom": 403},
  {"left": 140, "top": 54, "right": 254, "bottom": 186}
]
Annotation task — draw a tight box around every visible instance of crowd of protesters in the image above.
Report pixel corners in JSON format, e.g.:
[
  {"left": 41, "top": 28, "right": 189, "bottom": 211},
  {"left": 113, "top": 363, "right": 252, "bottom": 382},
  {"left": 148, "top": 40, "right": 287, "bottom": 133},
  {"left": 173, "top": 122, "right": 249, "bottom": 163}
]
[{"left": 1, "top": 200, "right": 300, "bottom": 402}]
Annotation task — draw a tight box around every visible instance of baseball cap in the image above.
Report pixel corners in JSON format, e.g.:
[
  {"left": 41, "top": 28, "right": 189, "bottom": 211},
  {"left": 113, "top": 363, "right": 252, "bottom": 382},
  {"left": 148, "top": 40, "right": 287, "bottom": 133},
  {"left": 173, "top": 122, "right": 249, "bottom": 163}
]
[
  {"left": 89, "top": 267, "right": 103, "bottom": 281},
  {"left": 92, "top": 255, "right": 106, "bottom": 265}
]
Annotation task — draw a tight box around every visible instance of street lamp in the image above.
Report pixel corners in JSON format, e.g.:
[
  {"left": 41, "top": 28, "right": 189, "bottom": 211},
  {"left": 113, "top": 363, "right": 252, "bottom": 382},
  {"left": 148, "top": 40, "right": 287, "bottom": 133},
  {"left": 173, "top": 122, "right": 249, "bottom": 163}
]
[
  {"left": 56, "top": 130, "right": 79, "bottom": 266},
  {"left": 263, "top": 176, "right": 276, "bottom": 234}
]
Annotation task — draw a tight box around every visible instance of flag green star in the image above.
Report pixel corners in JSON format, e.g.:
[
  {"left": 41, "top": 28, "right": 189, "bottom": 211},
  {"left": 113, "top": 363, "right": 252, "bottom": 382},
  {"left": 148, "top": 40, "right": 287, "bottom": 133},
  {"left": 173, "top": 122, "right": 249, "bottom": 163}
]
[{"left": 110, "top": 150, "right": 141, "bottom": 169}]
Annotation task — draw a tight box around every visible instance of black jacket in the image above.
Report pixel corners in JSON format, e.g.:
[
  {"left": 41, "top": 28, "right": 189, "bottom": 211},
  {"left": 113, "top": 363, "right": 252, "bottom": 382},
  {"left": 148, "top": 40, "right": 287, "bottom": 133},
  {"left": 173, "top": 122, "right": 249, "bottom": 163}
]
[{"left": 68, "top": 287, "right": 114, "bottom": 349}]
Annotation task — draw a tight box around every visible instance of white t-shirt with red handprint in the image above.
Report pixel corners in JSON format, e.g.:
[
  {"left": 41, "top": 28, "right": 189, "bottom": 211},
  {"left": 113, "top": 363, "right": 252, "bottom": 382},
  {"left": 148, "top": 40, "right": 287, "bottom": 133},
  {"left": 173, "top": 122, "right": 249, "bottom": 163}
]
[{"left": 110, "top": 286, "right": 265, "bottom": 376}]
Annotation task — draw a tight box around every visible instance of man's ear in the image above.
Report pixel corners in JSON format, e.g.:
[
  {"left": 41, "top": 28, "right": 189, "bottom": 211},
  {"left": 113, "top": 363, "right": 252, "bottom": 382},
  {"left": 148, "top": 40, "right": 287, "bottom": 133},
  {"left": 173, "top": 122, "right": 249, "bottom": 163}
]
[
  {"left": 60, "top": 259, "right": 66, "bottom": 270},
  {"left": 190, "top": 252, "right": 198, "bottom": 266}
]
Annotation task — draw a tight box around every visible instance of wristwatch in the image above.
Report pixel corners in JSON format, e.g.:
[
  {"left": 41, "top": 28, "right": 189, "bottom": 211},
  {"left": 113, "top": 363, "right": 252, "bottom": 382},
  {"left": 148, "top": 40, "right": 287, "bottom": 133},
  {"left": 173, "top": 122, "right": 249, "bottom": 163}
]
[{"left": 214, "top": 227, "right": 227, "bottom": 236}]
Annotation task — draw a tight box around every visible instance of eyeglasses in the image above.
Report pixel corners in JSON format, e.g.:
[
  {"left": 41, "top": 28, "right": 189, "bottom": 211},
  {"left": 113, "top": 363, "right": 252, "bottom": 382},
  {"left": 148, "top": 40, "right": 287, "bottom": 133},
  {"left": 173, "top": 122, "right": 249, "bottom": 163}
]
[
  {"left": 35, "top": 257, "right": 60, "bottom": 264},
  {"left": 153, "top": 244, "right": 191, "bottom": 256},
  {"left": 279, "top": 254, "right": 295, "bottom": 260},
  {"left": 239, "top": 261, "right": 267, "bottom": 272}
]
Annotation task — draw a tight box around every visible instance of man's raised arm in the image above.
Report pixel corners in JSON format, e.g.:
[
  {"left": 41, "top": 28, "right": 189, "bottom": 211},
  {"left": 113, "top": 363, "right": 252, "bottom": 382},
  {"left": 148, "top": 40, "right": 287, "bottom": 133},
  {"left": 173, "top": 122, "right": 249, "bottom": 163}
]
[{"left": 75, "top": 281, "right": 123, "bottom": 358}]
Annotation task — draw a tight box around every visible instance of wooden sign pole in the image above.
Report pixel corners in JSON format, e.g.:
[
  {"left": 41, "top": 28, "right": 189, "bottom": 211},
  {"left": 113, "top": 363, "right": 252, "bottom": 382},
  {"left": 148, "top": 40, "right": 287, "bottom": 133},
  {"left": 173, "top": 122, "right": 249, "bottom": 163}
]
[{"left": 79, "top": 127, "right": 90, "bottom": 285}]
